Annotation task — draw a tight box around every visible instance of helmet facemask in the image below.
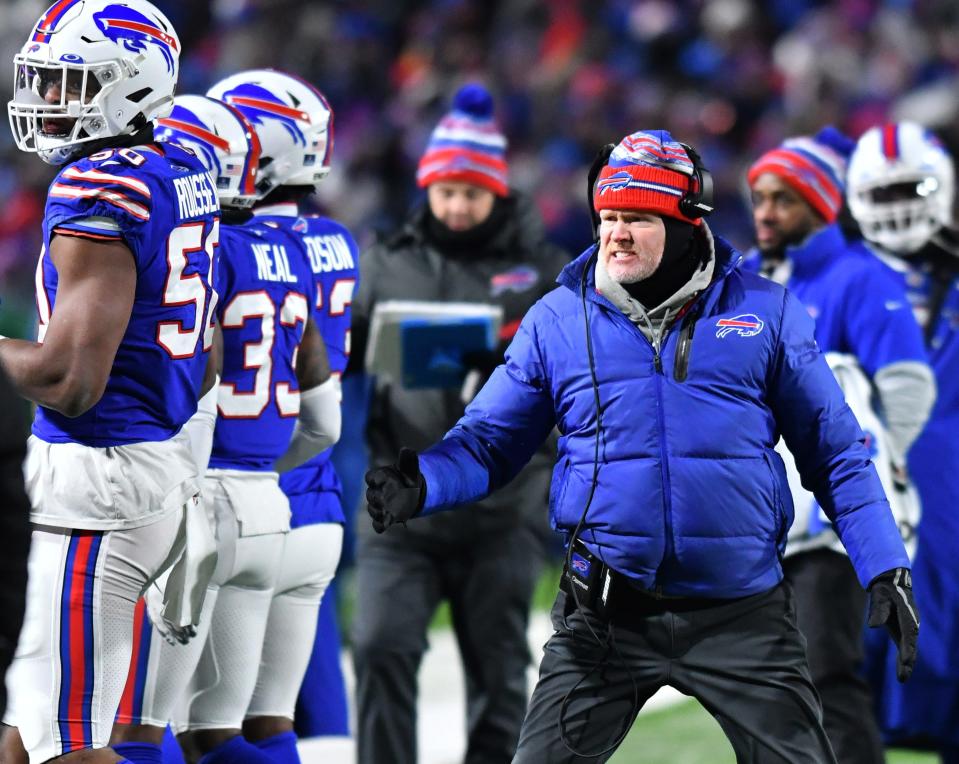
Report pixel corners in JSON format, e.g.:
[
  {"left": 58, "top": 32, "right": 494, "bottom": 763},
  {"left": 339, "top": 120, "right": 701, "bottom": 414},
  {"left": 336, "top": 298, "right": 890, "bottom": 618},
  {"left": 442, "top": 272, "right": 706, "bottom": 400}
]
[
  {"left": 850, "top": 176, "right": 945, "bottom": 253},
  {"left": 9, "top": 54, "right": 132, "bottom": 164},
  {"left": 8, "top": 0, "right": 180, "bottom": 166},
  {"left": 847, "top": 122, "right": 955, "bottom": 256}
]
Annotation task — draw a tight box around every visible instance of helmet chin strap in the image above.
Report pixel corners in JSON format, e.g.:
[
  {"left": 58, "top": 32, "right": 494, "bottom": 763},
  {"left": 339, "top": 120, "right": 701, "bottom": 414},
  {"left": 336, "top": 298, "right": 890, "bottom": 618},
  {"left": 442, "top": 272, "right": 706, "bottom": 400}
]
[
  {"left": 72, "top": 120, "right": 155, "bottom": 162},
  {"left": 38, "top": 112, "right": 153, "bottom": 165}
]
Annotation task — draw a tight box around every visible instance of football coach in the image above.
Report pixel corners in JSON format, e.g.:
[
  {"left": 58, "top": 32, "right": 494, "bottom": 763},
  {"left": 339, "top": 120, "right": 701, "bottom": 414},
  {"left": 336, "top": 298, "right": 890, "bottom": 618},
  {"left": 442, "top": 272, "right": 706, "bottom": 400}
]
[{"left": 365, "top": 130, "right": 919, "bottom": 763}]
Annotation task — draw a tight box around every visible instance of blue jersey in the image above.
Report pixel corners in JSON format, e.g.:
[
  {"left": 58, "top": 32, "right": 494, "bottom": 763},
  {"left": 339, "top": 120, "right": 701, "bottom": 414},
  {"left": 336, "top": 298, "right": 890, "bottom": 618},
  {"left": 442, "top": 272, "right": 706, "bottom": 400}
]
[
  {"left": 257, "top": 212, "right": 359, "bottom": 526},
  {"left": 871, "top": 244, "right": 959, "bottom": 676},
  {"left": 743, "top": 224, "right": 928, "bottom": 374},
  {"left": 32, "top": 143, "right": 219, "bottom": 447},
  {"left": 208, "top": 219, "right": 318, "bottom": 471}
]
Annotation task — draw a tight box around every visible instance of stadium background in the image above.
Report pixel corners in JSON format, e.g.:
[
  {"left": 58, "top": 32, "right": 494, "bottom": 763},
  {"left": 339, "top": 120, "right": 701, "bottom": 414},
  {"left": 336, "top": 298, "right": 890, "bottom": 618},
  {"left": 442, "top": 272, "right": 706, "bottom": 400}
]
[{"left": 0, "top": 1, "right": 955, "bottom": 761}]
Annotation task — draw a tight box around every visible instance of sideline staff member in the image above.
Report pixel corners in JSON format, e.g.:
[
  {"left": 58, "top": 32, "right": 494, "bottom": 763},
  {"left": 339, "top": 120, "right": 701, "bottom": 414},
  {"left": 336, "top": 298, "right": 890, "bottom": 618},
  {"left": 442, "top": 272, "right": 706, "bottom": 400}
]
[
  {"left": 351, "top": 84, "right": 569, "bottom": 764},
  {"left": 366, "top": 130, "right": 919, "bottom": 763}
]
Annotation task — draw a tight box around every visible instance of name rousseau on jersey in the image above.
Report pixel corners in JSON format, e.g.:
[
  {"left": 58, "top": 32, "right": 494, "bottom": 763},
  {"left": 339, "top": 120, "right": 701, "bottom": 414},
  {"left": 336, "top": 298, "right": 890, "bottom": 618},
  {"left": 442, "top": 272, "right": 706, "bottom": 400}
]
[{"left": 172, "top": 171, "right": 219, "bottom": 220}]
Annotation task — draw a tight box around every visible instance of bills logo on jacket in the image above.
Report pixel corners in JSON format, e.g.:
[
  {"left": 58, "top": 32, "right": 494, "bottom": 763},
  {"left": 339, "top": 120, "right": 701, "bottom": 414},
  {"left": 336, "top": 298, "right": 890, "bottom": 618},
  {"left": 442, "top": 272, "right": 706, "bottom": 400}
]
[
  {"left": 490, "top": 265, "right": 538, "bottom": 296},
  {"left": 570, "top": 553, "right": 591, "bottom": 576},
  {"left": 715, "top": 314, "right": 765, "bottom": 339}
]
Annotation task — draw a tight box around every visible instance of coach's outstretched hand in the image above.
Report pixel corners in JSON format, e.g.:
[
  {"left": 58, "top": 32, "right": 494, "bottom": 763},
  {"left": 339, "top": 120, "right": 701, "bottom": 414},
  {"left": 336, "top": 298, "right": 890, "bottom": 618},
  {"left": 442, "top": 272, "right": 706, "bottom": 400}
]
[
  {"left": 365, "top": 448, "right": 426, "bottom": 533},
  {"left": 868, "top": 567, "right": 920, "bottom": 682}
]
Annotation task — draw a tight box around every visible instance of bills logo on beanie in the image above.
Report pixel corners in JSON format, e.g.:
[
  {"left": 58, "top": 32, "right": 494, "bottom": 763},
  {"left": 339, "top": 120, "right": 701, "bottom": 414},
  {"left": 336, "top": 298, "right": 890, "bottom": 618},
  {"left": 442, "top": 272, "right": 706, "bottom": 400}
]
[
  {"left": 747, "top": 126, "right": 854, "bottom": 224},
  {"left": 416, "top": 84, "right": 508, "bottom": 197},
  {"left": 594, "top": 130, "right": 703, "bottom": 225}
]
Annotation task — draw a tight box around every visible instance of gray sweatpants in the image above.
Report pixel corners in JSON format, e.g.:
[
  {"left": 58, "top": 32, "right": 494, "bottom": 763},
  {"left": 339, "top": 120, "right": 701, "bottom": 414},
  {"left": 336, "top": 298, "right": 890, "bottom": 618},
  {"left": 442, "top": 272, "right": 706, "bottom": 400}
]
[{"left": 513, "top": 582, "right": 837, "bottom": 764}]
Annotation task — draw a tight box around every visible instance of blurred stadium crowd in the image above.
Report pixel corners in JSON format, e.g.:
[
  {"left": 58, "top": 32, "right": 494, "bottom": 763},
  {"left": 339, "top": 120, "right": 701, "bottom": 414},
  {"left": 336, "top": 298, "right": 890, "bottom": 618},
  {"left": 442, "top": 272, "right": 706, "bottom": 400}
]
[{"left": 1, "top": 0, "right": 958, "bottom": 330}]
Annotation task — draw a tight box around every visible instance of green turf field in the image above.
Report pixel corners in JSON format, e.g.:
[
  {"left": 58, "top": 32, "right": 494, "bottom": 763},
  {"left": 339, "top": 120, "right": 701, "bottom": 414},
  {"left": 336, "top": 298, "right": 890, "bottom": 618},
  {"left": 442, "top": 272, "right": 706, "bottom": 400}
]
[{"left": 610, "top": 697, "right": 938, "bottom": 763}]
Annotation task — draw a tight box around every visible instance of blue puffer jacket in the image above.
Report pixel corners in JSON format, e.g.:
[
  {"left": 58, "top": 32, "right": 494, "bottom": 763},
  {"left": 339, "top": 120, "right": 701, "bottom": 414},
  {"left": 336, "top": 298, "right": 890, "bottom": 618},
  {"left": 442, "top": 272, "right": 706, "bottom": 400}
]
[
  {"left": 742, "top": 225, "right": 928, "bottom": 376},
  {"left": 418, "top": 230, "right": 910, "bottom": 598}
]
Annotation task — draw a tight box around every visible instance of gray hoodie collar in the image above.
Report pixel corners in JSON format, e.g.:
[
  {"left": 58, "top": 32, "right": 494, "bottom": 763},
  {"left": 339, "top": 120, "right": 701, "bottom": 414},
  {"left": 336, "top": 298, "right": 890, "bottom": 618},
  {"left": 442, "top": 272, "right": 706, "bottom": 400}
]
[{"left": 595, "top": 223, "right": 716, "bottom": 342}]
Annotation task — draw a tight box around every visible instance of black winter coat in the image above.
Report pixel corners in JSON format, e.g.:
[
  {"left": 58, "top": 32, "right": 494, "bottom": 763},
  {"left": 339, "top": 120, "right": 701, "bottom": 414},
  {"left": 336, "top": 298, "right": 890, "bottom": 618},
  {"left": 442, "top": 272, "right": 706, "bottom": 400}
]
[{"left": 353, "top": 193, "right": 570, "bottom": 541}]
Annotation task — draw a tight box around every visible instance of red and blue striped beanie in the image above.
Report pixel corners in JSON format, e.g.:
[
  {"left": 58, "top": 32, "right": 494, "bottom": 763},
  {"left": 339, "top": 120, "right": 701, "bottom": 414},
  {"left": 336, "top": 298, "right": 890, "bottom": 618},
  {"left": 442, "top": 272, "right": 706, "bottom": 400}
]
[
  {"left": 416, "top": 84, "right": 508, "bottom": 197},
  {"left": 747, "top": 127, "right": 854, "bottom": 224},
  {"left": 593, "top": 130, "right": 702, "bottom": 225}
]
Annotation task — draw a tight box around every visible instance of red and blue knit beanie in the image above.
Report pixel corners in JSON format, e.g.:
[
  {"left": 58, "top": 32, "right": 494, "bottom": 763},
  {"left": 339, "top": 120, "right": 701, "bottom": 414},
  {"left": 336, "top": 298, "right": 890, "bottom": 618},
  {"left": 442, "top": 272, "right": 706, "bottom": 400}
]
[
  {"left": 416, "top": 84, "right": 508, "bottom": 197},
  {"left": 747, "top": 126, "right": 854, "bottom": 224},
  {"left": 593, "top": 130, "right": 702, "bottom": 225}
]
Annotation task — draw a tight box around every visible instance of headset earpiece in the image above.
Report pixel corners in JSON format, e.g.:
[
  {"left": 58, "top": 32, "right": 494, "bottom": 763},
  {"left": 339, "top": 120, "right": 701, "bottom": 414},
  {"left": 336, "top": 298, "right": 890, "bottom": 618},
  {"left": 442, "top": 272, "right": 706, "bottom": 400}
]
[
  {"left": 587, "top": 143, "right": 616, "bottom": 241},
  {"left": 677, "top": 142, "right": 715, "bottom": 220},
  {"left": 586, "top": 139, "right": 713, "bottom": 234}
]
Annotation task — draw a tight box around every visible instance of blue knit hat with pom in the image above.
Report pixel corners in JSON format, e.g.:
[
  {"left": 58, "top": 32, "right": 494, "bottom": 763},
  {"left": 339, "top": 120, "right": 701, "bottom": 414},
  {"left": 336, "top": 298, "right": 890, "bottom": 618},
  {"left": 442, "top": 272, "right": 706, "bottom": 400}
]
[{"left": 416, "top": 84, "right": 508, "bottom": 197}]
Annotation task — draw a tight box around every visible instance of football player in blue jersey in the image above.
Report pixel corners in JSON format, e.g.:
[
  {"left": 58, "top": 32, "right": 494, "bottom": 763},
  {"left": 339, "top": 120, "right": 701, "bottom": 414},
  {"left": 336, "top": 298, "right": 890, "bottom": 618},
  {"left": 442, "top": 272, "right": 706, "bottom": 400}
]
[
  {"left": 848, "top": 122, "right": 959, "bottom": 764},
  {"left": 745, "top": 128, "right": 934, "bottom": 764},
  {"left": 0, "top": 2, "right": 220, "bottom": 763},
  {"left": 109, "top": 93, "right": 340, "bottom": 764},
  {"left": 207, "top": 70, "right": 358, "bottom": 762}
]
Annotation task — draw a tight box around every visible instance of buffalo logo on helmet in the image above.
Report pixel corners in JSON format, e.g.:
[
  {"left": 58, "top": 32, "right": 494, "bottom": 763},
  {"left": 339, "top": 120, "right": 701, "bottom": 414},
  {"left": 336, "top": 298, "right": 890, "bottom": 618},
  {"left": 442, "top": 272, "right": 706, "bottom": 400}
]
[
  {"left": 156, "top": 106, "right": 230, "bottom": 179},
  {"left": 715, "top": 314, "right": 765, "bottom": 339},
  {"left": 93, "top": 4, "right": 177, "bottom": 73},
  {"left": 219, "top": 84, "right": 309, "bottom": 146}
]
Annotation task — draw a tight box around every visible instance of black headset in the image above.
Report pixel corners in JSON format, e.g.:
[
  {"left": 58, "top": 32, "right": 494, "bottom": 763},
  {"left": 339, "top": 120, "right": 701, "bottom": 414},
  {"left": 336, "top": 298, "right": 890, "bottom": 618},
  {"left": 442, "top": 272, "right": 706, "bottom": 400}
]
[{"left": 586, "top": 139, "right": 715, "bottom": 239}]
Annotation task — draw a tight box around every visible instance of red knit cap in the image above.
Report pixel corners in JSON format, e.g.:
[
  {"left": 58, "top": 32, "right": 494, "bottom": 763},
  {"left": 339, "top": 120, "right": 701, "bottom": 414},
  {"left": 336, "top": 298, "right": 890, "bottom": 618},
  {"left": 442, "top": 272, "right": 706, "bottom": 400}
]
[
  {"left": 416, "top": 84, "right": 508, "bottom": 197},
  {"left": 746, "top": 127, "right": 853, "bottom": 224},
  {"left": 593, "top": 130, "right": 702, "bottom": 226}
]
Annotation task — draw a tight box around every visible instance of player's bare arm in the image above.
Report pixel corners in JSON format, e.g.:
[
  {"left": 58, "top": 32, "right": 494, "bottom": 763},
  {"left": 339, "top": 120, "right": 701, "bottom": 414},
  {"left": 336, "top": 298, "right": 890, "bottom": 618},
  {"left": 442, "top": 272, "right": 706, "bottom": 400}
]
[
  {"left": 272, "top": 316, "right": 339, "bottom": 473},
  {"left": 200, "top": 323, "right": 223, "bottom": 397},
  {"left": 294, "top": 315, "right": 331, "bottom": 390},
  {"left": 0, "top": 234, "right": 135, "bottom": 416}
]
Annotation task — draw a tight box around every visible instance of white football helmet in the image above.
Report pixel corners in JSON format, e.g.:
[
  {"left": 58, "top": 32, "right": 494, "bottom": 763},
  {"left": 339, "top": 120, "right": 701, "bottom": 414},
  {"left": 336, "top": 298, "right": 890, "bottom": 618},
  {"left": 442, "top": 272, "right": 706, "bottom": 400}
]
[
  {"left": 206, "top": 69, "right": 333, "bottom": 196},
  {"left": 156, "top": 95, "right": 262, "bottom": 210},
  {"left": 847, "top": 121, "right": 955, "bottom": 253},
  {"left": 8, "top": 0, "right": 180, "bottom": 165}
]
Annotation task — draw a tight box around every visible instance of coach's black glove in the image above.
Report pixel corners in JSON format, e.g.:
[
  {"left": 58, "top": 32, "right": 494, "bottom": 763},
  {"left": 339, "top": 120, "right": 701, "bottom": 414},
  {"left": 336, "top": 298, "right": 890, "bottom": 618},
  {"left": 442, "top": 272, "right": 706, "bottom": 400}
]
[
  {"left": 868, "top": 567, "right": 920, "bottom": 682},
  {"left": 365, "top": 448, "right": 426, "bottom": 533}
]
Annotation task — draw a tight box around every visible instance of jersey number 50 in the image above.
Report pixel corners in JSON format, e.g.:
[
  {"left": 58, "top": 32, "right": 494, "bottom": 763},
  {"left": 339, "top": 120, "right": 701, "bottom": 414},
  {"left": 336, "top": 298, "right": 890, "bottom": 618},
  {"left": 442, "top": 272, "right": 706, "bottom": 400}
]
[{"left": 157, "top": 219, "right": 219, "bottom": 358}]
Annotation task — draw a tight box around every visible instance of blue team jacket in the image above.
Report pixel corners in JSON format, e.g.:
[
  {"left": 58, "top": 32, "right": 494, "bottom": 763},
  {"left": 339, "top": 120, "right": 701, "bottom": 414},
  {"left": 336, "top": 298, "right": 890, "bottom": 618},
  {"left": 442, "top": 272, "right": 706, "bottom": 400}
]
[
  {"left": 418, "top": 231, "right": 910, "bottom": 598},
  {"left": 742, "top": 224, "right": 928, "bottom": 375}
]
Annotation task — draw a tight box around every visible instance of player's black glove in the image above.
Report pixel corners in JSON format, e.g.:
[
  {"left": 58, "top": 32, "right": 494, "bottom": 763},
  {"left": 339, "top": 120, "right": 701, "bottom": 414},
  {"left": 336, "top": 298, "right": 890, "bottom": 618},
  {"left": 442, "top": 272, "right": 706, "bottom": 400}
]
[
  {"left": 867, "top": 567, "right": 920, "bottom": 682},
  {"left": 365, "top": 448, "right": 426, "bottom": 534}
]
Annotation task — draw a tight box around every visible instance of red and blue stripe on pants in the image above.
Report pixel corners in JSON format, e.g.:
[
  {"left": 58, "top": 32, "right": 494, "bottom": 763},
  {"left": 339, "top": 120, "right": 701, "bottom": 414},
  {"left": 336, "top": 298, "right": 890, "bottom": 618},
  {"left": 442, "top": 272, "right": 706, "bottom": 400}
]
[
  {"left": 116, "top": 598, "right": 153, "bottom": 724},
  {"left": 57, "top": 530, "right": 103, "bottom": 752}
]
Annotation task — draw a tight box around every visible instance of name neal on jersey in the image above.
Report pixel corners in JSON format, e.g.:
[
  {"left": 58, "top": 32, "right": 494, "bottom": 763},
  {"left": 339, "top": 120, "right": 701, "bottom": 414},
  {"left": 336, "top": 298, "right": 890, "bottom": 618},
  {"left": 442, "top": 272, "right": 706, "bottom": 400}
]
[{"left": 251, "top": 242, "right": 300, "bottom": 284}]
